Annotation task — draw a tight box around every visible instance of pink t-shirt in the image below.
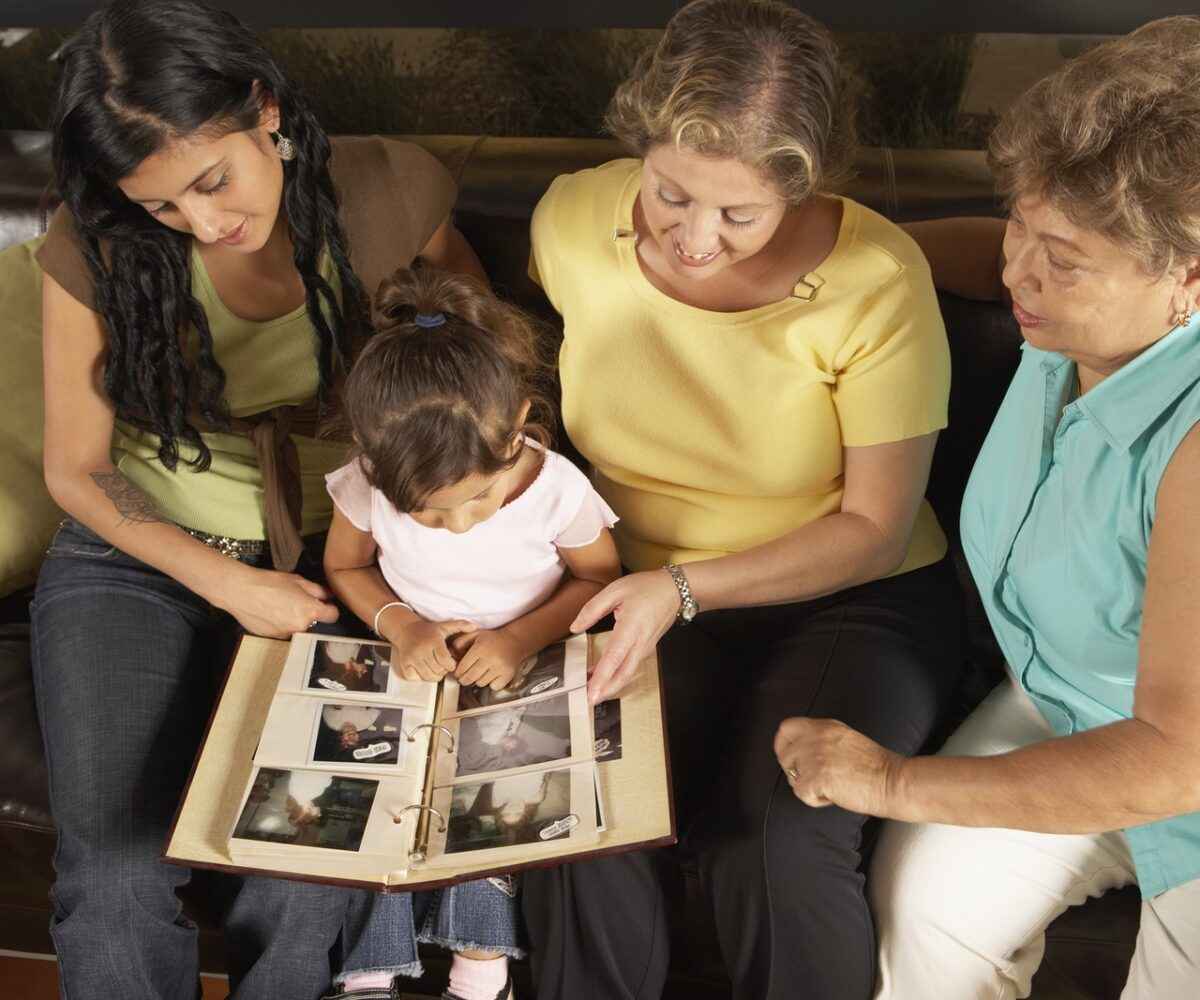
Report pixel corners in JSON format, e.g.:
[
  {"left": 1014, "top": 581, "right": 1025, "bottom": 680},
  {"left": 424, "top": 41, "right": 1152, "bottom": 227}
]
[{"left": 325, "top": 445, "right": 618, "bottom": 630}]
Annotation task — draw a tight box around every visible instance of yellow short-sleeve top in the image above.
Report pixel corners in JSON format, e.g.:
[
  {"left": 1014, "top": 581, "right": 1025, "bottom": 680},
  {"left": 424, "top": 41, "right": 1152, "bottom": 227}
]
[{"left": 529, "top": 159, "right": 949, "bottom": 573}]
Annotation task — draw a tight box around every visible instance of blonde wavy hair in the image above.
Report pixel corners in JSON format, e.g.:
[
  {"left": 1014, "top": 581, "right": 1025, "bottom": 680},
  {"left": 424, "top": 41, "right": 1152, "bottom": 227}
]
[
  {"left": 989, "top": 16, "right": 1200, "bottom": 275},
  {"left": 605, "top": 0, "right": 858, "bottom": 204}
]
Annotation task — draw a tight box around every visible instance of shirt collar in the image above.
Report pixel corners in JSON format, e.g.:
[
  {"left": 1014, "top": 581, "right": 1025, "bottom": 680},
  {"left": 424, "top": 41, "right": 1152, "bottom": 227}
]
[{"left": 1023, "top": 317, "right": 1200, "bottom": 452}]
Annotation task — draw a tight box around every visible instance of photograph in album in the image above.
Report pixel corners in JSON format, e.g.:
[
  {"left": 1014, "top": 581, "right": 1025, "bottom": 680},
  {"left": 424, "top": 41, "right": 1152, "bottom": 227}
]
[
  {"left": 306, "top": 638, "right": 391, "bottom": 694},
  {"left": 443, "top": 768, "right": 574, "bottom": 854},
  {"left": 593, "top": 698, "right": 622, "bottom": 762},
  {"left": 453, "top": 693, "right": 573, "bottom": 778},
  {"left": 454, "top": 642, "right": 566, "bottom": 713},
  {"left": 232, "top": 768, "right": 377, "bottom": 853},
  {"left": 446, "top": 638, "right": 586, "bottom": 715},
  {"left": 311, "top": 704, "right": 408, "bottom": 768}
]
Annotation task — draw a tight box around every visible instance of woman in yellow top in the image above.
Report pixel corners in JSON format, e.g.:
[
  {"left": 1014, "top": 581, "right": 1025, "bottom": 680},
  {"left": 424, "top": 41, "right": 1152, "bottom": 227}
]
[{"left": 521, "top": 2, "right": 962, "bottom": 998}]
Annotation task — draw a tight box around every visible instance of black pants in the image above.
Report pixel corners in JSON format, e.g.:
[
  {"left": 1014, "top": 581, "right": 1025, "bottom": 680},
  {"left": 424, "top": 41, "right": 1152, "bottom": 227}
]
[{"left": 522, "top": 557, "right": 964, "bottom": 1000}]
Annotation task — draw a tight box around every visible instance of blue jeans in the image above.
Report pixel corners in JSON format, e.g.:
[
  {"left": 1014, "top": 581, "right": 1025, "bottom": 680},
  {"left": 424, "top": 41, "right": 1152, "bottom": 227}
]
[
  {"left": 338, "top": 875, "right": 525, "bottom": 985},
  {"left": 31, "top": 519, "right": 519, "bottom": 999}
]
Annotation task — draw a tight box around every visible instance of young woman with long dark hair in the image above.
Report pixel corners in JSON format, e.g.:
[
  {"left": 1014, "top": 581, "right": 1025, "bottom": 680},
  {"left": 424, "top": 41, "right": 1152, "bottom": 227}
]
[{"left": 31, "top": 2, "right": 486, "bottom": 997}]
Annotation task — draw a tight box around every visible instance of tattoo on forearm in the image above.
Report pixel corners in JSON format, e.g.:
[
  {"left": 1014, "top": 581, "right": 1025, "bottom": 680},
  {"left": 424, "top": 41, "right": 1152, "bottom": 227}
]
[{"left": 89, "top": 471, "right": 164, "bottom": 526}]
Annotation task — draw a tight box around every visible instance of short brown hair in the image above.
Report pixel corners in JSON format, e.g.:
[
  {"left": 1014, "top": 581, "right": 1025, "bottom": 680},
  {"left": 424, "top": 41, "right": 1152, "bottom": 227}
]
[
  {"left": 341, "top": 267, "right": 555, "bottom": 513},
  {"left": 988, "top": 16, "right": 1200, "bottom": 274},
  {"left": 605, "top": 0, "right": 857, "bottom": 203}
]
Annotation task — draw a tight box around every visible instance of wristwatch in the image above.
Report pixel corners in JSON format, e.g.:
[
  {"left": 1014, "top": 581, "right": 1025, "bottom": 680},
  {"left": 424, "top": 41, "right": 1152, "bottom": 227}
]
[{"left": 664, "top": 563, "right": 699, "bottom": 623}]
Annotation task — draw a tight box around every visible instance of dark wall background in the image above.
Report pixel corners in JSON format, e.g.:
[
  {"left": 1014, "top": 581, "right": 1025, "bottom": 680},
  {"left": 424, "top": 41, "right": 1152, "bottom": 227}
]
[{"left": 1, "top": 0, "right": 1196, "bottom": 32}]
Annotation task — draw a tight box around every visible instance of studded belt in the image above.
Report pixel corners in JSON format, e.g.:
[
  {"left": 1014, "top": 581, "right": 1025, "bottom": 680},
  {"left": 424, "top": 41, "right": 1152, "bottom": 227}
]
[{"left": 183, "top": 527, "right": 269, "bottom": 562}]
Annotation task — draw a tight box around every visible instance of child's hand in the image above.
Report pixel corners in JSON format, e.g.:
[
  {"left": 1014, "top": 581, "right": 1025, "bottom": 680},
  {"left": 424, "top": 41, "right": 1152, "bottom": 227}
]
[
  {"left": 389, "top": 618, "right": 475, "bottom": 682},
  {"left": 451, "top": 629, "right": 528, "bottom": 689}
]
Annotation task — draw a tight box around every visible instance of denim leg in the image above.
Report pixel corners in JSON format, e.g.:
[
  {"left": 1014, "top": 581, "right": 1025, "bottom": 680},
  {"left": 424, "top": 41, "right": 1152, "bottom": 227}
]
[
  {"left": 335, "top": 879, "right": 524, "bottom": 987},
  {"left": 31, "top": 521, "right": 234, "bottom": 1000},
  {"left": 32, "top": 520, "right": 369, "bottom": 1000},
  {"left": 225, "top": 876, "right": 366, "bottom": 999},
  {"left": 334, "top": 890, "right": 426, "bottom": 984},
  {"left": 419, "top": 878, "right": 526, "bottom": 959}
]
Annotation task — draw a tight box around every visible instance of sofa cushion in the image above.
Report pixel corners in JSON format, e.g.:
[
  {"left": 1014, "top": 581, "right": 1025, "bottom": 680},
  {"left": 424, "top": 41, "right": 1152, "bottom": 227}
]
[
  {"left": 0, "top": 623, "right": 51, "bottom": 830},
  {"left": 0, "top": 238, "right": 61, "bottom": 597}
]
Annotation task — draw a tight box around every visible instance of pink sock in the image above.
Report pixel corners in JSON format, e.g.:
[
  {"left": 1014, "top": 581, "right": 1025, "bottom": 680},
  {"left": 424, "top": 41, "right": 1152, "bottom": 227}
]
[
  {"left": 448, "top": 953, "right": 509, "bottom": 1000},
  {"left": 339, "top": 971, "right": 394, "bottom": 992}
]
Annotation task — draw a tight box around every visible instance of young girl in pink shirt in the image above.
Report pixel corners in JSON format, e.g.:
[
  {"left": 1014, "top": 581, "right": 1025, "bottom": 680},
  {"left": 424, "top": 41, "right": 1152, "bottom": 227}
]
[{"left": 322, "top": 266, "right": 620, "bottom": 1000}]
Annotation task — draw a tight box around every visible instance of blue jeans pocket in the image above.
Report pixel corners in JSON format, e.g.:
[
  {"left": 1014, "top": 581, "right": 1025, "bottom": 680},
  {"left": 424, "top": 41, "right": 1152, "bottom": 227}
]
[{"left": 45, "top": 519, "right": 120, "bottom": 561}]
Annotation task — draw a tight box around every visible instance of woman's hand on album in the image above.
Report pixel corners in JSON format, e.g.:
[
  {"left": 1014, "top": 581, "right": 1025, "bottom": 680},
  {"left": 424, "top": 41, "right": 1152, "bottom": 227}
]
[
  {"left": 388, "top": 618, "right": 476, "bottom": 683},
  {"left": 571, "top": 569, "right": 680, "bottom": 705},
  {"left": 217, "top": 566, "right": 340, "bottom": 638},
  {"left": 451, "top": 629, "right": 527, "bottom": 690},
  {"left": 774, "top": 717, "right": 904, "bottom": 818}
]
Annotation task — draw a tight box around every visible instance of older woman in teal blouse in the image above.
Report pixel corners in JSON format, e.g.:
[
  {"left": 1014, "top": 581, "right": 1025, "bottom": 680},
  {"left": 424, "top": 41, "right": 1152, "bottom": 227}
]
[{"left": 775, "top": 18, "right": 1200, "bottom": 999}]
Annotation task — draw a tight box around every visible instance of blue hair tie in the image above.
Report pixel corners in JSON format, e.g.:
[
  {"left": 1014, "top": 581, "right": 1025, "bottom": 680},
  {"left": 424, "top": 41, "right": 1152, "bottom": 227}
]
[{"left": 413, "top": 312, "right": 447, "bottom": 329}]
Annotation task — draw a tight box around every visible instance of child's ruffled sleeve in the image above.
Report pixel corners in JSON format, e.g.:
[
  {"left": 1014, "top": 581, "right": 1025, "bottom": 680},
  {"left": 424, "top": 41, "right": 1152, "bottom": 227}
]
[
  {"left": 549, "top": 456, "right": 619, "bottom": 549},
  {"left": 325, "top": 459, "right": 375, "bottom": 533}
]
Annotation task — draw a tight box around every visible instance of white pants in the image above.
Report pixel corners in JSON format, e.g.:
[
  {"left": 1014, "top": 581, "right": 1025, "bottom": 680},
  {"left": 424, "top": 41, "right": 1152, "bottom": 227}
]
[{"left": 870, "top": 676, "right": 1200, "bottom": 1000}]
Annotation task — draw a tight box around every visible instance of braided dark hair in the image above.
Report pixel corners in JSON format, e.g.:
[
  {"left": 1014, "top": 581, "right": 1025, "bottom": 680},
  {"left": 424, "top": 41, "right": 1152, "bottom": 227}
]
[{"left": 49, "top": 0, "right": 368, "bottom": 470}]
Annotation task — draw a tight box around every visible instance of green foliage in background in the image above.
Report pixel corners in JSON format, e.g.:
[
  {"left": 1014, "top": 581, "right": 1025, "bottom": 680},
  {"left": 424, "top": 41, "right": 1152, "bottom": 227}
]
[
  {"left": 266, "top": 28, "right": 652, "bottom": 137},
  {"left": 263, "top": 30, "right": 422, "bottom": 135},
  {"left": 0, "top": 26, "right": 991, "bottom": 148},
  {"left": 418, "top": 29, "right": 652, "bottom": 136},
  {"left": 840, "top": 32, "right": 988, "bottom": 148}
]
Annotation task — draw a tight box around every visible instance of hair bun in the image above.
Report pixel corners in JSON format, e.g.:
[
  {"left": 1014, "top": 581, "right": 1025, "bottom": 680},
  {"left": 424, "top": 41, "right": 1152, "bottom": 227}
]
[{"left": 371, "top": 266, "right": 463, "bottom": 333}]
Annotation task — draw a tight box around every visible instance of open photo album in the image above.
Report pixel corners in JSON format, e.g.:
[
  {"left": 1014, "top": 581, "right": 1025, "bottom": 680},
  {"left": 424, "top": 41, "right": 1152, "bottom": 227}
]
[
  {"left": 230, "top": 633, "right": 600, "bottom": 878},
  {"left": 165, "top": 630, "right": 673, "bottom": 891}
]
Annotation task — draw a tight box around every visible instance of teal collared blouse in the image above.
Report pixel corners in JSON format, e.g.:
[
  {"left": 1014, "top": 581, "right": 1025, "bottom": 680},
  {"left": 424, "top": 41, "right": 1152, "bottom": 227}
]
[{"left": 960, "top": 315, "right": 1200, "bottom": 898}]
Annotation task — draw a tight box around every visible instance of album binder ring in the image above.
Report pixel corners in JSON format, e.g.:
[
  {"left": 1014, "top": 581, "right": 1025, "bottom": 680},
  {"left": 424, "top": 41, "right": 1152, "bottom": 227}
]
[
  {"left": 399, "top": 804, "right": 447, "bottom": 864},
  {"left": 405, "top": 723, "right": 455, "bottom": 753},
  {"left": 395, "top": 803, "right": 447, "bottom": 832}
]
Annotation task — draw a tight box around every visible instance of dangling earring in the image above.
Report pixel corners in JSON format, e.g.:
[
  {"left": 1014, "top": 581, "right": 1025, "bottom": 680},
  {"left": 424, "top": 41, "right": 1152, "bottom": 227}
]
[
  {"left": 1177, "top": 307, "right": 1194, "bottom": 329},
  {"left": 272, "top": 131, "right": 296, "bottom": 162}
]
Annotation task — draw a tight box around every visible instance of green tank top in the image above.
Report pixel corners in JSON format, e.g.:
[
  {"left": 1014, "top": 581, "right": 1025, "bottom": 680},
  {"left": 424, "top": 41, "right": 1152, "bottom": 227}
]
[
  {"left": 111, "top": 248, "right": 349, "bottom": 540},
  {"left": 35, "top": 137, "right": 461, "bottom": 551}
]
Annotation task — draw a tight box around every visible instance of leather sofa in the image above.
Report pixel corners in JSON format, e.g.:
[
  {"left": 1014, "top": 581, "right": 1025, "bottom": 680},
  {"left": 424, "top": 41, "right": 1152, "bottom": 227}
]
[{"left": 0, "top": 129, "right": 1140, "bottom": 999}]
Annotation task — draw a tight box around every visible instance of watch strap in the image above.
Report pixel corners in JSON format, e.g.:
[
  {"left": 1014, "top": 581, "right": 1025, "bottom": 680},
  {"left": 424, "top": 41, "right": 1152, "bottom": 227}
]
[{"left": 665, "top": 562, "right": 699, "bottom": 622}]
